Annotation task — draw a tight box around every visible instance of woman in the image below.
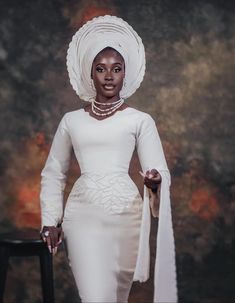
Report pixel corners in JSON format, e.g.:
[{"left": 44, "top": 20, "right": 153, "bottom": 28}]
[{"left": 40, "top": 15, "right": 177, "bottom": 303}]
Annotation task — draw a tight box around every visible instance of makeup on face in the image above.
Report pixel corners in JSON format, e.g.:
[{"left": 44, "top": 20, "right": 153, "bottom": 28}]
[{"left": 91, "top": 48, "right": 125, "bottom": 101}]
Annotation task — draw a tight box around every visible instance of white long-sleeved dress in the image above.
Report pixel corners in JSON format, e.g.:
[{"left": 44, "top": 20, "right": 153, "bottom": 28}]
[{"left": 40, "top": 107, "right": 177, "bottom": 303}]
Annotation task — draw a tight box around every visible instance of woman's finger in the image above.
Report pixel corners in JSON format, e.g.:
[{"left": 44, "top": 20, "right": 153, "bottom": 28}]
[
  {"left": 50, "top": 228, "right": 58, "bottom": 249},
  {"left": 150, "top": 168, "right": 159, "bottom": 175},
  {"left": 41, "top": 228, "right": 50, "bottom": 243},
  {"left": 145, "top": 172, "right": 161, "bottom": 182},
  {"left": 146, "top": 169, "right": 159, "bottom": 178},
  {"left": 42, "top": 236, "right": 47, "bottom": 243},
  {"left": 151, "top": 174, "right": 162, "bottom": 183},
  {"left": 139, "top": 171, "right": 146, "bottom": 178},
  {"left": 57, "top": 228, "right": 64, "bottom": 245},
  {"left": 146, "top": 171, "right": 154, "bottom": 179},
  {"left": 46, "top": 236, "right": 52, "bottom": 253},
  {"left": 144, "top": 177, "right": 161, "bottom": 189}
]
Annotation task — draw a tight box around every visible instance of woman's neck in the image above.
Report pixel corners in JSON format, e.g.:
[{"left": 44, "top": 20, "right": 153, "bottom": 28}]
[{"left": 95, "top": 95, "right": 120, "bottom": 109}]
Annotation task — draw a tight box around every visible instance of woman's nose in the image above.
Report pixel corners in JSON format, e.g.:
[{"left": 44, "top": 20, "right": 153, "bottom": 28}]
[{"left": 105, "top": 70, "right": 113, "bottom": 80}]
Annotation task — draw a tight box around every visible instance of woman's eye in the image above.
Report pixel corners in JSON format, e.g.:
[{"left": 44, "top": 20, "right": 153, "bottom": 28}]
[
  {"left": 96, "top": 67, "right": 104, "bottom": 72},
  {"left": 114, "top": 67, "right": 121, "bottom": 73}
]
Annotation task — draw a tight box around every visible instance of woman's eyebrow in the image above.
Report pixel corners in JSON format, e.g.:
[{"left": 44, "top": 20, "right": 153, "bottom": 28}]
[{"left": 95, "top": 62, "right": 123, "bottom": 66}]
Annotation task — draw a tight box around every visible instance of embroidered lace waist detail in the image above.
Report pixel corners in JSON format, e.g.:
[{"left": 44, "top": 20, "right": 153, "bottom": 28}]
[{"left": 64, "top": 172, "right": 143, "bottom": 216}]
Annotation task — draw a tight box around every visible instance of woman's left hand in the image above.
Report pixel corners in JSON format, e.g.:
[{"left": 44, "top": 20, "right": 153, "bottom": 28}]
[{"left": 139, "top": 168, "right": 161, "bottom": 192}]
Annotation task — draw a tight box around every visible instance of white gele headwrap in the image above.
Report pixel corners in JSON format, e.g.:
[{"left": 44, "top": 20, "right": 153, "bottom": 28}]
[{"left": 66, "top": 15, "right": 146, "bottom": 102}]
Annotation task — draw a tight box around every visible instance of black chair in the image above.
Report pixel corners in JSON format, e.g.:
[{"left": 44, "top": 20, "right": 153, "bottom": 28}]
[{"left": 0, "top": 229, "right": 54, "bottom": 303}]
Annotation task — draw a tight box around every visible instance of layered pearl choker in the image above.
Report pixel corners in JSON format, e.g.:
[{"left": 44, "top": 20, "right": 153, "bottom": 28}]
[{"left": 91, "top": 98, "right": 124, "bottom": 117}]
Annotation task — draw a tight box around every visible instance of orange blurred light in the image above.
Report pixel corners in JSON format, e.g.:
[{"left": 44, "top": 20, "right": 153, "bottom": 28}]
[
  {"left": 11, "top": 183, "right": 41, "bottom": 229},
  {"left": 81, "top": 5, "right": 114, "bottom": 25},
  {"left": 189, "top": 188, "right": 219, "bottom": 220},
  {"left": 8, "top": 131, "right": 51, "bottom": 229},
  {"left": 69, "top": 4, "right": 115, "bottom": 28}
]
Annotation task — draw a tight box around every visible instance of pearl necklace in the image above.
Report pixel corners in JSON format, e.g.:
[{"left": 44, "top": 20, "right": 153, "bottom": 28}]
[
  {"left": 94, "top": 99, "right": 122, "bottom": 106},
  {"left": 91, "top": 98, "right": 124, "bottom": 117}
]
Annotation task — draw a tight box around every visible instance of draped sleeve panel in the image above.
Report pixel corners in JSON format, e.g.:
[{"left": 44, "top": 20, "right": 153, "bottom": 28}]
[
  {"left": 133, "top": 113, "right": 178, "bottom": 303},
  {"left": 40, "top": 114, "right": 72, "bottom": 229}
]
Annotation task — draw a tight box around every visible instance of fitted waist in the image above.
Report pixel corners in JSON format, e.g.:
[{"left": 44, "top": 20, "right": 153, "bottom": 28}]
[
  {"left": 77, "top": 171, "right": 132, "bottom": 188},
  {"left": 65, "top": 171, "right": 143, "bottom": 216},
  {"left": 80, "top": 170, "right": 129, "bottom": 177}
]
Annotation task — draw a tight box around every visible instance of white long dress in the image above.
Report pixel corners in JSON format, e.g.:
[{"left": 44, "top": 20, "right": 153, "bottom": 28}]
[{"left": 40, "top": 107, "right": 177, "bottom": 303}]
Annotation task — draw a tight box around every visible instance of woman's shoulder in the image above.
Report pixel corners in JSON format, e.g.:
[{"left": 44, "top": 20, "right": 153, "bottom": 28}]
[
  {"left": 64, "top": 108, "right": 84, "bottom": 117},
  {"left": 62, "top": 108, "right": 85, "bottom": 121},
  {"left": 126, "top": 107, "right": 155, "bottom": 121},
  {"left": 58, "top": 109, "right": 85, "bottom": 130}
]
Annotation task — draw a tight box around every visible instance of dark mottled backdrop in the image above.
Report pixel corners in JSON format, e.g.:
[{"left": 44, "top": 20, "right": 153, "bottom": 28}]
[{"left": 0, "top": 0, "right": 235, "bottom": 302}]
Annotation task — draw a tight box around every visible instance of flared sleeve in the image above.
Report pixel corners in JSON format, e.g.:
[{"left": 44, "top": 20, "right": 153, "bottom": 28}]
[
  {"left": 40, "top": 114, "right": 72, "bottom": 229},
  {"left": 133, "top": 114, "right": 178, "bottom": 303}
]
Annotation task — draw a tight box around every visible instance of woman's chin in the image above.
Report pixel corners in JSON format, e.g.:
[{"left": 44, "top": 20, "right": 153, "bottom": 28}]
[{"left": 100, "top": 91, "right": 119, "bottom": 99}]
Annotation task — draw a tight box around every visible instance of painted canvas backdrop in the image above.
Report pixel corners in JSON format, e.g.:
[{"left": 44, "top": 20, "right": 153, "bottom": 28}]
[{"left": 0, "top": 0, "right": 235, "bottom": 302}]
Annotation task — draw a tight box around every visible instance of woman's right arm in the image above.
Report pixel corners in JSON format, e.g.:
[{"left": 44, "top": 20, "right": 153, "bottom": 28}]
[{"left": 40, "top": 113, "right": 72, "bottom": 254}]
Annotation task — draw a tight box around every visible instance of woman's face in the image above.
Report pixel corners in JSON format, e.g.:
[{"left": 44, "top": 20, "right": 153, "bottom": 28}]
[{"left": 91, "top": 48, "right": 125, "bottom": 100}]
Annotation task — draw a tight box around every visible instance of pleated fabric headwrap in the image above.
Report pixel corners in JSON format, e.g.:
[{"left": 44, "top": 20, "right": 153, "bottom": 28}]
[{"left": 66, "top": 15, "right": 146, "bottom": 101}]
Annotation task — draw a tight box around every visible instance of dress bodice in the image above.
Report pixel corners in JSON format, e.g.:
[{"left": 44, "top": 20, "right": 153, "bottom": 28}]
[{"left": 67, "top": 108, "right": 137, "bottom": 175}]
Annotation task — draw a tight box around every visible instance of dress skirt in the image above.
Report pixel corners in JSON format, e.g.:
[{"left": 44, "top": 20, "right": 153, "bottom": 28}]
[{"left": 61, "top": 173, "right": 143, "bottom": 303}]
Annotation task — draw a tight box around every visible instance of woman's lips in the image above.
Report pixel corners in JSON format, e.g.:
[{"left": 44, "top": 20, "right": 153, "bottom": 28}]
[{"left": 103, "top": 84, "right": 115, "bottom": 90}]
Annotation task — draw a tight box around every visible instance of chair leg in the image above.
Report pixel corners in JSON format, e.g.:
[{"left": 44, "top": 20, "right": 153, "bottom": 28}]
[
  {"left": 0, "top": 246, "right": 9, "bottom": 303},
  {"left": 40, "top": 246, "right": 54, "bottom": 303}
]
